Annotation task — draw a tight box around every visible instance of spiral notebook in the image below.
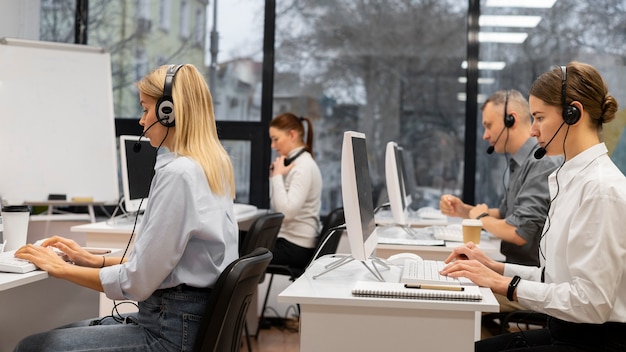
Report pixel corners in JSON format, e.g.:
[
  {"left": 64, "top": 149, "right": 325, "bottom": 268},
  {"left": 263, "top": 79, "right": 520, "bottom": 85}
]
[{"left": 351, "top": 281, "right": 483, "bottom": 301}]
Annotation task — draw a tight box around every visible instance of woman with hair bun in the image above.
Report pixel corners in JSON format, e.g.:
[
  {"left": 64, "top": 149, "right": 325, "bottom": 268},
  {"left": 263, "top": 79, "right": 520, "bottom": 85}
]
[{"left": 441, "top": 62, "right": 626, "bottom": 351}]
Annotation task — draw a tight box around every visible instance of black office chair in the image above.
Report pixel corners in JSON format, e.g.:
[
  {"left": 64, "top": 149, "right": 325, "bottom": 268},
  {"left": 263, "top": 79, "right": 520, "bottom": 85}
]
[
  {"left": 193, "top": 247, "right": 273, "bottom": 352},
  {"left": 483, "top": 310, "right": 549, "bottom": 334},
  {"left": 257, "top": 207, "right": 345, "bottom": 335},
  {"left": 239, "top": 212, "right": 285, "bottom": 259}
]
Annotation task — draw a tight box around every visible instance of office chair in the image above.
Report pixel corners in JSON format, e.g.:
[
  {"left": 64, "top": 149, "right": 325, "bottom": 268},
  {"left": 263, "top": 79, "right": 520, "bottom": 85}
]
[
  {"left": 239, "top": 212, "right": 284, "bottom": 259},
  {"left": 237, "top": 211, "right": 284, "bottom": 347},
  {"left": 193, "top": 247, "right": 273, "bottom": 352},
  {"left": 257, "top": 207, "right": 345, "bottom": 336},
  {"left": 483, "top": 310, "right": 549, "bottom": 334}
]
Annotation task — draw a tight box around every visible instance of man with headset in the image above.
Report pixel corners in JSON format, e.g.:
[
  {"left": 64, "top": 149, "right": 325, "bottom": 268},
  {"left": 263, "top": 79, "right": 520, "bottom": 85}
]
[{"left": 439, "top": 90, "right": 562, "bottom": 334}]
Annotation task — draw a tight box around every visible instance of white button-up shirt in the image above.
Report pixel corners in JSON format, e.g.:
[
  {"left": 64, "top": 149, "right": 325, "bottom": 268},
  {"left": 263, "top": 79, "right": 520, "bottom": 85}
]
[{"left": 504, "top": 143, "right": 626, "bottom": 323}]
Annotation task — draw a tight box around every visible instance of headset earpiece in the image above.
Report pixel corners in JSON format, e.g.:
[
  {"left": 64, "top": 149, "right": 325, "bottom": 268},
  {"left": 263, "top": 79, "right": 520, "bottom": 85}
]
[
  {"left": 560, "top": 66, "right": 581, "bottom": 125},
  {"left": 503, "top": 90, "right": 515, "bottom": 128},
  {"left": 156, "top": 64, "right": 184, "bottom": 127},
  {"left": 504, "top": 113, "right": 515, "bottom": 128}
]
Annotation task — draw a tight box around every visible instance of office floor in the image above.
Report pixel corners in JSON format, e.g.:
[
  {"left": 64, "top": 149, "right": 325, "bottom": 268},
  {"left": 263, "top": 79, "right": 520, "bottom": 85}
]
[{"left": 241, "top": 326, "right": 300, "bottom": 352}]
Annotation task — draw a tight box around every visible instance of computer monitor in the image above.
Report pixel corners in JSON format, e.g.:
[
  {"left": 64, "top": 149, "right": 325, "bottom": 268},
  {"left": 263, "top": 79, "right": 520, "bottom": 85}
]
[
  {"left": 341, "top": 131, "right": 378, "bottom": 262},
  {"left": 119, "top": 135, "right": 156, "bottom": 213},
  {"left": 385, "top": 141, "right": 412, "bottom": 225}
]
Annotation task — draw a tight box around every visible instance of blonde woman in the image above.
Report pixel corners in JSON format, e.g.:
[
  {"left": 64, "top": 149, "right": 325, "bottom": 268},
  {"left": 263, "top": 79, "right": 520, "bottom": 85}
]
[{"left": 14, "top": 64, "right": 238, "bottom": 351}]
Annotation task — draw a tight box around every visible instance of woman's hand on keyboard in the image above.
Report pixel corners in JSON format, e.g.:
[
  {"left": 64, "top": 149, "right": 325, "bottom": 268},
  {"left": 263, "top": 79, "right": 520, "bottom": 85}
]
[
  {"left": 38, "top": 236, "right": 103, "bottom": 268},
  {"left": 443, "top": 241, "right": 504, "bottom": 275},
  {"left": 439, "top": 258, "right": 510, "bottom": 297},
  {"left": 14, "top": 241, "right": 72, "bottom": 275}
]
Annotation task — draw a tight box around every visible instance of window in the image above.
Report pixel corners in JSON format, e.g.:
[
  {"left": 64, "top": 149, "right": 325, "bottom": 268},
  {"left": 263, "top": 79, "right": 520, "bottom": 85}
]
[
  {"left": 158, "top": 0, "right": 171, "bottom": 31},
  {"left": 179, "top": 0, "right": 190, "bottom": 39}
]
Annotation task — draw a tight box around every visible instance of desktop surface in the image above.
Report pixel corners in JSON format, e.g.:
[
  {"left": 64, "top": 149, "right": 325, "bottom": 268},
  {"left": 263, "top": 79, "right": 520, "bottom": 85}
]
[
  {"left": 279, "top": 255, "right": 497, "bottom": 311},
  {"left": 278, "top": 256, "right": 498, "bottom": 352}
]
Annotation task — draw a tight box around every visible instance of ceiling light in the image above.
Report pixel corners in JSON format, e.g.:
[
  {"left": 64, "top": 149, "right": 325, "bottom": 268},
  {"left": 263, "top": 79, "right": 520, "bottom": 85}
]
[
  {"left": 479, "top": 32, "right": 528, "bottom": 43},
  {"left": 479, "top": 15, "right": 542, "bottom": 28},
  {"left": 485, "top": 0, "right": 557, "bottom": 8},
  {"left": 457, "top": 93, "right": 487, "bottom": 103},
  {"left": 461, "top": 61, "right": 506, "bottom": 70},
  {"left": 458, "top": 77, "right": 496, "bottom": 84}
]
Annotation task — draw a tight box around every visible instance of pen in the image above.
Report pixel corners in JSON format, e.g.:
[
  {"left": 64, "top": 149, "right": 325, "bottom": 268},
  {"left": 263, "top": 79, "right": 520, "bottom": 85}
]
[{"left": 404, "top": 283, "right": 464, "bottom": 291}]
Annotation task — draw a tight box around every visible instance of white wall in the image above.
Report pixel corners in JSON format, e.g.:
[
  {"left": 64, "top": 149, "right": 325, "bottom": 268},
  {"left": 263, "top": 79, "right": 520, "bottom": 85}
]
[{"left": 0, "top": 0, "right": 40, "bottom": 40}]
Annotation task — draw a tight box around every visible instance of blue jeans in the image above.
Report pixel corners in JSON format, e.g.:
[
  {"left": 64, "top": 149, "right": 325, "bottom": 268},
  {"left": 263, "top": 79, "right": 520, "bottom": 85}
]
[{"left": 14, "top": 285, "right": 211, "bottom": 352}]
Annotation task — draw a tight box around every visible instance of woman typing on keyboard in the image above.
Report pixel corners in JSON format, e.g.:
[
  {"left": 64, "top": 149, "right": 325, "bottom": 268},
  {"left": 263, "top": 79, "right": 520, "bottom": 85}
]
[
  {"left": 441, "top": 62, "right": 626, "bottom": 352},
  {"left": 12, "top": 64, "right": 238, "bottom": 352}
]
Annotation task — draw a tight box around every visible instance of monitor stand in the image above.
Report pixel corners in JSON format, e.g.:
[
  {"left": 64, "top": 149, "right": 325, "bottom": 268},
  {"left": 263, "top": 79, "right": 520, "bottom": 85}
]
[
  {"left": 106, "top": 198, "right": 143, "bottom": 225},
  {"left": 313, "top": 255, "right": 389, "bottom": 282}
]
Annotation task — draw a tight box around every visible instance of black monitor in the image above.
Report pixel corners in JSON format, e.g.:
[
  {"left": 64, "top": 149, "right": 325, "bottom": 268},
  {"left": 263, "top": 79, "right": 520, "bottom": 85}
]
[{"left": 119, "top": 135, "right": 156, "bottom": 213}]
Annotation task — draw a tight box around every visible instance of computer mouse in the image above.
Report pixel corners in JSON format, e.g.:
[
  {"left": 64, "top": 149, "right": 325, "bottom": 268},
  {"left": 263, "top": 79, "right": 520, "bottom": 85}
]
[{"left": 386, "top": 252, "right": 423, "bottom": 265}]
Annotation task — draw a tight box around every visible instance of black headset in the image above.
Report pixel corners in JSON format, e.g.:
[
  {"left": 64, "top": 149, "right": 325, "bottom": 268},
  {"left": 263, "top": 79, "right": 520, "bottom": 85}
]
[
  {"left": 560, "top": 65, "right": 581, "bottom": 125},
  {"left": 156, "top": 64, "right": 184, "bottom": 127},
  {"left": 503, "top": 90, "right": 515, "bottom": 128}
]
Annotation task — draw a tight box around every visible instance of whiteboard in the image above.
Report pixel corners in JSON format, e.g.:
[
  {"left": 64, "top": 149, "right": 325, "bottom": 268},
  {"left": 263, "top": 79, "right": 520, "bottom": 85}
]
[{"left": 0, "top": 38, "right": 119, "bottom": 204}]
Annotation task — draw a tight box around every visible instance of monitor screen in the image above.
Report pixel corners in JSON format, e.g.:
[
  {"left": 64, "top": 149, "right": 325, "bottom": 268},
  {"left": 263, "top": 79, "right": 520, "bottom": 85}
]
[
  {"left": 341, "top": 131, "right": 378, "bottom": 261},
  {"left": 119, "top": 135, "right": 156, "bottom": 213},
  {"left": 385, "top": 141, "right": 412, "bottom": 225}
]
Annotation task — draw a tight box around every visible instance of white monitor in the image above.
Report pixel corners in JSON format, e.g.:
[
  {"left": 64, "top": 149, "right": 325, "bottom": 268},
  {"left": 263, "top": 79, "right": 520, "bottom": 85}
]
[
  {"left": 385, "top": 141, "right": 412, "bottom": 225},
  {"left": 341, "top": 131, "right": 378, "bottom": 261},
  {"left": 119, "top": 135, "right": 156, "bottom": 213}
]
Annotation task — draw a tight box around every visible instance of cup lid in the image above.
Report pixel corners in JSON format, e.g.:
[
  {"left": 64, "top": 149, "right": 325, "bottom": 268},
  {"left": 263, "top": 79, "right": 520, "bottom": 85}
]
[{"left": 1, "top": 205, "right": 30, "bottom": 212}]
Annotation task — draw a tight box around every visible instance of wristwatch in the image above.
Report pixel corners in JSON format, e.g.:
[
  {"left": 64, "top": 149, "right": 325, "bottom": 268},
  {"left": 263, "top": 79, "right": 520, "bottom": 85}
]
[
  {"left": 476, "top": 212, "right": 489, "bottom": 220},
  {"left": 507, "top": 275, "right": 521, "bottom": 301}
]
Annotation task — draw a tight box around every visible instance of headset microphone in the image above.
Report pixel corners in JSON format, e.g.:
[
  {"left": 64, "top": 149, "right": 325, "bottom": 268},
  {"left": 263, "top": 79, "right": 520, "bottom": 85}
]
[
  {"left": 133, "top": 119, "right": 163, "bottom": 153},
  {"left": 534, "top": 121, "right": 566, "bottom": 159},
  {"left": 486, "top": 126, "right": 506, "bottom": 154}
]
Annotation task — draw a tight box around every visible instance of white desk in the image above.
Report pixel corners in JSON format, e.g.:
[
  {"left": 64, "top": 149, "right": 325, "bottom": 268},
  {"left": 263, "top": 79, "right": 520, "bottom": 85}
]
[
  {"left": 279, "top": 256, "right": 499, "bottom": 352},
  {"left": 0, "top": 249, "right": 119, "bottom": 352},
  {"left": 25, "top": 200, "right": 107, "bottom": 223}
]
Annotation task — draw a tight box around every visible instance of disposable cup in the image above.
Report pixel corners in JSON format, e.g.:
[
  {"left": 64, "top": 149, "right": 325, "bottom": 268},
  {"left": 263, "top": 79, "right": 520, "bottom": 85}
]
[
  {"left": 1, "top": 205, "right": 30, "bottom": 252},
  {"left": 462, "top": 219, "right": 482, "bottom": 244}
]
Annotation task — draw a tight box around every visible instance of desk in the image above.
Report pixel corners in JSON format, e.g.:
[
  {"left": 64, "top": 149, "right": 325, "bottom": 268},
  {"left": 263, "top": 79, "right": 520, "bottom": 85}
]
[
  {"left": 279, "top": 256, "right": 499, "bottom": 352},
  {"left": 0, "top": 248, "right": 119, "bottom": 352},
  {"left": 25, "top": 200, "right": 106, "bottom": 223}
]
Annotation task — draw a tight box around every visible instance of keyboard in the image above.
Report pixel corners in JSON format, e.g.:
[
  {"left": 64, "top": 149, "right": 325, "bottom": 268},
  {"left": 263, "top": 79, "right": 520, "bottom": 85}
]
[
  {"left": 415, "top": 207, "right": 447, "bottom": 220},
  {"left": 431, "top": 224, "right": 464, "bottom": 242},
  {"left": 400, "top": 258, "right": 461, "bottom": 286},
  {"left": 0, "top": 250, "right": 37, "bottom": 273},
  {"left": 375, "top": 209, "right": 447, "bottom": 227}
]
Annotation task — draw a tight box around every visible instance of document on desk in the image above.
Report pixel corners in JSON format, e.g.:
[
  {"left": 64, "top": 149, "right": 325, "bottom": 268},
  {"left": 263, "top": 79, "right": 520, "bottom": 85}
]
[{"left": 351, "top": 281, "right": 482, "bottom": 301}]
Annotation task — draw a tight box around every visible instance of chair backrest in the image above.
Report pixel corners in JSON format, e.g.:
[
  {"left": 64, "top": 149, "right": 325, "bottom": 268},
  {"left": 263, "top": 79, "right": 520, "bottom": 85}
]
[
  {"left": 239, "top": 212, "right": 284, "bottom": 257},
  {"left": 193, "top": 247, "right": 273, "bottom": 352},
  {"left": 315, "top": 207, "right": 345, "bottom": 259}
]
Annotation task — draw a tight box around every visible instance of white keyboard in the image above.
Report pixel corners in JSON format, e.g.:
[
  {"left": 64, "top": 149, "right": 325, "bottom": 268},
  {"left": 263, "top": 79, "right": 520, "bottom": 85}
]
[
  {"left": 400, "top": 258, "right": 461, "bottom": 286},
  {"left": 415, "top": 207, "right": 447, "bottom": 220},
  {"left": 0, "top": 251, "right": 37, "bottom": 274},
  {"left": 431, "top": 224, "right": 464, "bottom": 242}
]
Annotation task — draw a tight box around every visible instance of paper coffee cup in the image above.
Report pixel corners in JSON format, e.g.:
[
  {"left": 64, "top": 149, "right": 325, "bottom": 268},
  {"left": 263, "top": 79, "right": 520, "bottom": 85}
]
[
  {"left": 462, "top": 219, "right": 482, "bottom": 244},
  {"left": 1, "top": 205, "right": 30, "bottom": 252}
]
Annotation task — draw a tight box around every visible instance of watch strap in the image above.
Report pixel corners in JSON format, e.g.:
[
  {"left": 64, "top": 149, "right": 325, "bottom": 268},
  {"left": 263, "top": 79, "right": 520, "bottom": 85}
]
[
  {"left": 476, "top": 212, "right": 489, "bottom": 220},
  {"left": 507, "top": 275, "right": 521, "bottom": 301}
]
